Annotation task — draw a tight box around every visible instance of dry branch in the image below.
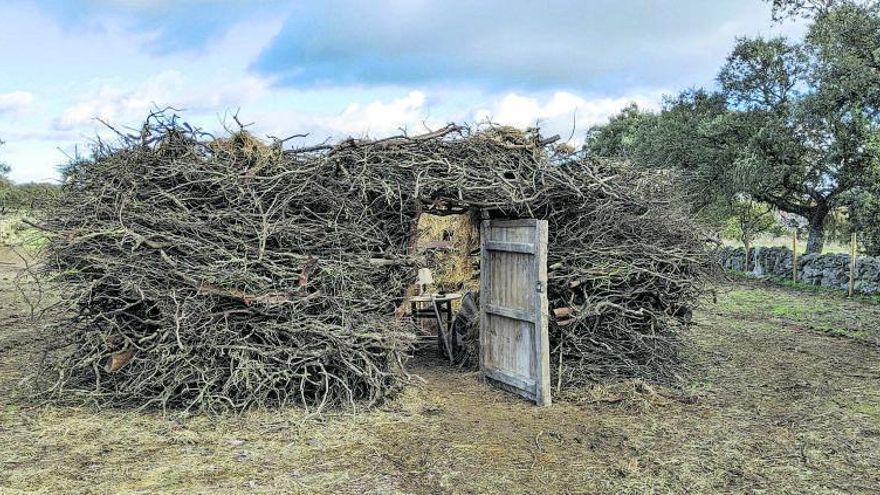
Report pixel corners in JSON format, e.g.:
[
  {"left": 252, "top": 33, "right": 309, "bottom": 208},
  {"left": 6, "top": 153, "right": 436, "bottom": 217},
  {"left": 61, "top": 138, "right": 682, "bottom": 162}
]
[{"left": 33, "top": 113, "right": 711, "bottom": 412}]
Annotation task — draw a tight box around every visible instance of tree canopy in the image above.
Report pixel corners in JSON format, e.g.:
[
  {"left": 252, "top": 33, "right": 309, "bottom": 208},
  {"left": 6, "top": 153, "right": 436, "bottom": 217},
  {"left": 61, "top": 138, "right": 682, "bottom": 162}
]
[
  {"left": 0, "top": 140, "right": 14, "bottom": 213},
  {"left": 0, "top": 140, "right": 58, "bottom": 215},
  {"left": 588, "top": 1, "right": 880, "bottom": 254},
  {"left": 766, "top": 0, "right": 878, "bottom": 20}
]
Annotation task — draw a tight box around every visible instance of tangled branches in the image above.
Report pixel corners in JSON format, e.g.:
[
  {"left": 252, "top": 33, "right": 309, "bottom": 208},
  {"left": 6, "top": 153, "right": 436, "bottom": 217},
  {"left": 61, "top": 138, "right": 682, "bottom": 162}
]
[{"left": 35, "top": 113, "right": 710, "bottom": 412}]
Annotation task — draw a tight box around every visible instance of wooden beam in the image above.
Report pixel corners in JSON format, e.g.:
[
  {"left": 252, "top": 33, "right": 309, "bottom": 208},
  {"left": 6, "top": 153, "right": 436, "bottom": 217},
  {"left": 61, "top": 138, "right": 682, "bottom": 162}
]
[
  {"left": 485, "top": 304, "right": 534, "bottom": 322},
  {"left": 484, "top": 241, "right": 536, "bottom": 254}
]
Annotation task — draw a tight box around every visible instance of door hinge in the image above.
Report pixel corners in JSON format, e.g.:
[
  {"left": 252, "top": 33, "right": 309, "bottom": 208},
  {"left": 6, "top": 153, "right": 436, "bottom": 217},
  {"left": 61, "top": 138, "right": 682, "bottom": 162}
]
[{"left": 535, "top": 281, "right": 544, "bottom": 293}]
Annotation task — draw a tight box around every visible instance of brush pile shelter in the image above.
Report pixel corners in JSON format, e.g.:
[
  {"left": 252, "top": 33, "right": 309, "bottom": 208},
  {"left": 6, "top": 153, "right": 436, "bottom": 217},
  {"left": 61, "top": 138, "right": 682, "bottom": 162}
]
[{"left": 37, "top": 114, "right": 710, "bottom": 412}]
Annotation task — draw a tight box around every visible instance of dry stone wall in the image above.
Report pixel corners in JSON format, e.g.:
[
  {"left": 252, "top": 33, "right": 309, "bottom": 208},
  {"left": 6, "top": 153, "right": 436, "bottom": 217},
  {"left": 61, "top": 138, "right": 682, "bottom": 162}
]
[{"left": 719, "top": 246, "right": 880, "bottom": 295}]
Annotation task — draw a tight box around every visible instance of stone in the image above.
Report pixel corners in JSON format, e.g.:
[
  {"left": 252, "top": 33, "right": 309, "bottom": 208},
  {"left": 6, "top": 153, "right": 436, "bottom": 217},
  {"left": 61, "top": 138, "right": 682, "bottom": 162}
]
[{"left": 718, "top": 246, "right": 880, "bottom": 295}]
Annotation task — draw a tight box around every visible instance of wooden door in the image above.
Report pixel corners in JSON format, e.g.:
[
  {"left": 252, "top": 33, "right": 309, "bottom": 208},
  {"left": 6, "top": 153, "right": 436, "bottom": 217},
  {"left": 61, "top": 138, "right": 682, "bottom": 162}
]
[{"left": 479, "top": 218, "right": 551, "bottom": 406}]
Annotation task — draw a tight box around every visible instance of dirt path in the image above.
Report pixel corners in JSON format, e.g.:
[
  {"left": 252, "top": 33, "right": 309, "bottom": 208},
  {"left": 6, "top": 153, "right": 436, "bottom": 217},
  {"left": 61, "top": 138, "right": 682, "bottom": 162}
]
[{"left": 1, "top": 253, "right": 879, "bottom": 494}]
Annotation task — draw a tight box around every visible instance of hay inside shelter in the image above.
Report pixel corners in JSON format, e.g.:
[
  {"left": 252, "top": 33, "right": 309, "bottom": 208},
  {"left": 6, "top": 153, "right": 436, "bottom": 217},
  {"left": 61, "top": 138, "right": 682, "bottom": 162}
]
[{"left": 34, "top": 113, "right": 711, "bottom": 412}]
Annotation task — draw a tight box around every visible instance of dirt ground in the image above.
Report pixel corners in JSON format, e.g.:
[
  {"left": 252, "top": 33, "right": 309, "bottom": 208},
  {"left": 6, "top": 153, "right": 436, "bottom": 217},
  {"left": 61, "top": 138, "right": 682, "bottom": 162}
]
[{"left": 1, "top": 248, "right": 879, "bottom": 495}]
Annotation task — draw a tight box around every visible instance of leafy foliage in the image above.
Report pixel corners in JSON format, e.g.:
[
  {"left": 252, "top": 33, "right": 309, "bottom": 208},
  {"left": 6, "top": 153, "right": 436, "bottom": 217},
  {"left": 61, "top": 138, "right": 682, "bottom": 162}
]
[
  {"left": 720, "top": 200, "right": 779, "bottom": 248},
  {"left": 847, "top": 133, "right": 880, "bottom": 255},
  {"left": 0, "top": 141, "right": 14, "bottom": 213},
  {"left": 585, "top": 103, "right": 653, "bottom": 160},
  {"left": 588, "top": 2, "right": 880, "bottom": 254},
  {"left": 766, "top": 0, "right": 878, "bottom": 20},
  {"left": 0, "top": 141, "right": 59, "bottom": 215}
]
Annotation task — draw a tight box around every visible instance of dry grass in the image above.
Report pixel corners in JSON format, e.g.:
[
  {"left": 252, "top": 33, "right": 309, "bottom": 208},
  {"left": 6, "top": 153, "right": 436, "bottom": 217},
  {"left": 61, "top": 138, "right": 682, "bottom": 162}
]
[
  {"left": 2, "top": 249, "right": 880, "bottom": 494},
  {"left": 415, "top": 213, "right": 480, "bottom": 296}
]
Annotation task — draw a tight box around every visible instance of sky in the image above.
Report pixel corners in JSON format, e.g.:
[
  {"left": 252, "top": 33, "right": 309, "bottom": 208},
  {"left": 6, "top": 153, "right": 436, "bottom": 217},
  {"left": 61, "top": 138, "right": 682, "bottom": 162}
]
[{"left": 0, "top": 0, "right": 805, "bottom": 183}]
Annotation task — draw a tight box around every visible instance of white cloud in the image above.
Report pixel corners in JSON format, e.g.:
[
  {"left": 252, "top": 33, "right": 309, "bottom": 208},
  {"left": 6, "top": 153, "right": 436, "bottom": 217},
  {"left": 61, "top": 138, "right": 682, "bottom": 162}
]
[
  {"left": 54, "top": 70, "right": 271, "bottom": 131},
  {"left": 0, "top": 91, "right": 35, "bottom": 115},
  {"left": 215, "top": 88, "right": 667, "bottom": 152},
  {"left": 54, "top": 71, "right": 184, "bottom": 130},
  {"left": 474, "top": 91, "right": 664, "bottom": 144},
  {"left": 51, "top": 81, "right": 669, "bottom": 152},
  {"left": 249, "top": 88, "right": 666, "bottom": 151},
  {"left": 232, "top": 89, "right": 445, "bottom": 145},
  {"left": 31, "top": 86, "right": 666, "bottom": 184},
  {"left": 322, "top": 90, "right": 431, "bottom": 136}
]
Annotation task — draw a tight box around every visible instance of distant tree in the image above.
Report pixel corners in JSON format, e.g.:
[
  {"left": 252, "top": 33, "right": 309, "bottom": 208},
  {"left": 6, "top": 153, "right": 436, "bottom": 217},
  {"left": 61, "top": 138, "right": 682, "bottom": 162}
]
[
  {"left": 586, "top": 90, "right": 732, "bottom": 209},
  {"left": 593, "top": 4, "right": 880, "bottom": 254},
  {"left": 586, "top": 2, "right": 880, "bottom": 254},
  {"left": 630, "top": 90, "right": 734, "bottom": 207},
  {"left": 15, "top": 182, "right": 59, "bottom": 212},
  {"left": 713, "top": 37, "right": 836, "bottom": 252},
  {"left": 723, "top": 199, "right": 778, "bottom": 270},
  {"left": 0, "top": 139, "right": 14, "bottom": 214},
  {"left": 0, "top": 140, "right": 58, "bottom": 215},
  {"left": 847, "top": 138, "right": 880, "bottom": 255},
  {"left": 766, "top": 0, "right": 877, "bottom": 20},
  {"left": 585, "top": 103, "right": 652, "bottom": 160},
  {"left": 0, "top": 137, "right": 7, "bottom": 178},
  {"left": 850, "top": 188, "right": 880, "bottom": 256}
]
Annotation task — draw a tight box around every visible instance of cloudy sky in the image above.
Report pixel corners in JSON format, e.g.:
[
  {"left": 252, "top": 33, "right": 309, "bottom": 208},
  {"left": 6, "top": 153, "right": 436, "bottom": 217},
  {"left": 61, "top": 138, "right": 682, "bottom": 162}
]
[{"left": 0, "top": 0, "right": 803, "bottom": 183}]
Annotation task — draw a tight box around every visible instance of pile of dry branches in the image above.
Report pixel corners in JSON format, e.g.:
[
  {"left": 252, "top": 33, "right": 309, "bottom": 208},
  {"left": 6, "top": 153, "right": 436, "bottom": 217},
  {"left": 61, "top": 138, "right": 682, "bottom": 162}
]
[{"left": 35, "top": 113, "right": 710, "bottom": 411}]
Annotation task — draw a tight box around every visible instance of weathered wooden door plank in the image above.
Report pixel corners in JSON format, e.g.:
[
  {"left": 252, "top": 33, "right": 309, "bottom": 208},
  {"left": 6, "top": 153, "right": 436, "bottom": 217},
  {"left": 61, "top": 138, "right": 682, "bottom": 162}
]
[
  {"left": 484, "top": 304, "right": 534, "bottom": 323},
  {"left": 483, "top": 241, "right": 537, "bottom": 254},
  {"left": 479, "top": 218, "right": 551, "bottom": 406}
]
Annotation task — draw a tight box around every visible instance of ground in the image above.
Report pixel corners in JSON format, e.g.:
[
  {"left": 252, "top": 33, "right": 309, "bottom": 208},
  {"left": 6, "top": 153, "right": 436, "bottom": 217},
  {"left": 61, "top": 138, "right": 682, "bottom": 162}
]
[{"left": 1, "top": 249, "right": 879, "bottom": 495}]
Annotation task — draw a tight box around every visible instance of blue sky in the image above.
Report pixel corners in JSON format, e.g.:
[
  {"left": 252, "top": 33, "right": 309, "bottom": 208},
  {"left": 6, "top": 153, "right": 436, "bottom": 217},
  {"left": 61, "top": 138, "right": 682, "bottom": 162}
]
[{"left": 0, "top": 0, "right": 804, "bottom": 183}]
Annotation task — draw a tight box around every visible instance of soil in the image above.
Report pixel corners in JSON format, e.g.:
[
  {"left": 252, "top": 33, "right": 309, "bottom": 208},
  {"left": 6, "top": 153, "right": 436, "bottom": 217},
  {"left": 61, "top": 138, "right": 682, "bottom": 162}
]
[{"left": 1, "top": 248, "right": 879, "bottom": 494}]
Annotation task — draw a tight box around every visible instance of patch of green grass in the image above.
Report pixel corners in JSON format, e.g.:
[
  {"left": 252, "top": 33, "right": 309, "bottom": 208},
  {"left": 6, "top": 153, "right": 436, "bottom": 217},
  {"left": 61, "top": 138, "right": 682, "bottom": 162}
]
[
  {"left": 847, "top": 401, "right": 880, "bottom": 420},
  {"left": 711, "top": 285, "right": 767, "bottom": 312},
  {"left": 774, "top": 276, "right": 880, "bottom": 303},
  {"left": 714, "top": 279, "right": 880, "bottom": 345},
  {"left": 0, "top": 214, "right": 49, "bottom": 250},
  {"left": 768, "top": 302, "right": 805, "bottom": 319},
  {"left": 724, "top": 269, "right": 880, "bottom": 305}
]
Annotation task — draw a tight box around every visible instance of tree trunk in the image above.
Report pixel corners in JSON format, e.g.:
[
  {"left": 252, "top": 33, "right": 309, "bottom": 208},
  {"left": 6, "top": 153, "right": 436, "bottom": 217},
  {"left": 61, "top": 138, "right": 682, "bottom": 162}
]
[{"left": 805, "top": 204, "right": 829, "bottom": 254}]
